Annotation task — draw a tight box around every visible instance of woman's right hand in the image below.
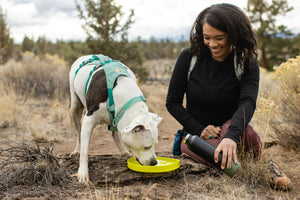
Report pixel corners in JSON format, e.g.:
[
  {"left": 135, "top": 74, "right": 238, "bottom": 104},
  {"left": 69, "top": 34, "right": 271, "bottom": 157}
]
[{"left": 200, "top": 125, "right": 221, "bottom": 140}]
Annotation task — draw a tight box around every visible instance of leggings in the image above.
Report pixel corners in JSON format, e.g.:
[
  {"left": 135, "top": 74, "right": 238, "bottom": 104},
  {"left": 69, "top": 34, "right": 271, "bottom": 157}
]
[{"left": 180, "top": 120, "right": 262, "bottom": 166}]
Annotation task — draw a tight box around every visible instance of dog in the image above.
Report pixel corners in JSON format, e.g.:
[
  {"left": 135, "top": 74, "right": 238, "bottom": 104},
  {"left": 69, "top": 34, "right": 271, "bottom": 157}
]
[{"left": 69, "top": 54, "right": 161, "bottom": 183}]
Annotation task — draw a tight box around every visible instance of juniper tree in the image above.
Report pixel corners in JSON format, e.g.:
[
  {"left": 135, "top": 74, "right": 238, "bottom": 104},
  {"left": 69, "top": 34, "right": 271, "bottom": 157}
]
[
  {"left": 75, "top": 0, "right": 145, "bottom": 80},
  {"left": 0, "top": 7, "right": 13, "bottom": 64},
  {"left": 246, "top": 0, "right": 293, "bottom": 70}
]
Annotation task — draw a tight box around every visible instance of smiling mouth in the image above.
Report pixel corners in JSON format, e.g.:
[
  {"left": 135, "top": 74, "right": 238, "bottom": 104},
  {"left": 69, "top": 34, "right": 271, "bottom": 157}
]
[{"left": 210, "top": 48, "right": 221, "bottom": 54}]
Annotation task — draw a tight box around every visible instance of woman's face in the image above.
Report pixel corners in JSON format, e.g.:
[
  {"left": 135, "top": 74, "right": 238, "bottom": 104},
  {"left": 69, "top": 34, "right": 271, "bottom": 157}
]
[{"left": 203, "top": 22, "right": 232, "bottom": 62}]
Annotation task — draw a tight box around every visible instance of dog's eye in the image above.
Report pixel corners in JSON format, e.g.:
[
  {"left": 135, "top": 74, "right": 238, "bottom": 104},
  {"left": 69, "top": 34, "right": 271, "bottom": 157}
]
[{"left": 133, "top": 125, "right": 144, "bottom": 133}]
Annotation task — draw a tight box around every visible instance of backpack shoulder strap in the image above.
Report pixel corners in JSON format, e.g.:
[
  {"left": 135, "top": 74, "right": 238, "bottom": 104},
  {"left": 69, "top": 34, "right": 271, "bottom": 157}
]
[
  {"left": 187, "top": 56, "right": 197, "bottom": 81},
  {"left": 188, "top": 54, "right": 244, "bottom": 82},
  {"left": 233, "top": 52, "right": 244, "bottom": 82}
]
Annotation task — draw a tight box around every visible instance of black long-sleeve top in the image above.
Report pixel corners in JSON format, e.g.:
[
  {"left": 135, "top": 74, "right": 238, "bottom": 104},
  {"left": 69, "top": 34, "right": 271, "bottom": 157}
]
[{"left": 166, "top": 48, "right": 259, "bottom": 143}]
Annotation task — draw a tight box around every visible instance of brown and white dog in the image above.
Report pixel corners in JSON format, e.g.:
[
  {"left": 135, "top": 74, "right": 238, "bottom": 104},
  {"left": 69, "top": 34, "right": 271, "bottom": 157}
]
[{"left": 69, "top": 55, "right": 161, "bottom": 183}]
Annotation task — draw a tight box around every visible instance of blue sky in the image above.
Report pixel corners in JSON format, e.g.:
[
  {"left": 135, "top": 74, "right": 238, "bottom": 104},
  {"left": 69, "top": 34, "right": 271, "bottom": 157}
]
[{"left": 1, "top": 0, "right": 300, "bottom": 43}]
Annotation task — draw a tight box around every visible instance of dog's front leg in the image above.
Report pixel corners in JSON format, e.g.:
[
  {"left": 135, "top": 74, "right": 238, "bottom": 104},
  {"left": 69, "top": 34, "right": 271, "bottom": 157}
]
[{"left": 77, "top": 115, "right": 96, "bottom": 183}]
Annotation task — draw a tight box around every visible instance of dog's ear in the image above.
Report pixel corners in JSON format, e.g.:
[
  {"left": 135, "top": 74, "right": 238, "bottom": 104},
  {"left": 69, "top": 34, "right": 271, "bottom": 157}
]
[
  {"left": 122, "top": 113, "right": 161, "bottom": 133},
  {"left": 123, "top": 123, "right": 137, "bottom": 133},
  {"left": 149, "top": 113, "right": 162, "bottom": 126},
  {"left": 123, "top": 115, "right": 144, "bottom": 133}
]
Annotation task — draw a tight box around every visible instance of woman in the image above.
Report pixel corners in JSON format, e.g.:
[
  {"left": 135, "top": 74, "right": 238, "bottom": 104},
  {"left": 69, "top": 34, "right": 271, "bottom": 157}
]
[{"left": 166, "top": 3, "right": 290, "bottom": 189}]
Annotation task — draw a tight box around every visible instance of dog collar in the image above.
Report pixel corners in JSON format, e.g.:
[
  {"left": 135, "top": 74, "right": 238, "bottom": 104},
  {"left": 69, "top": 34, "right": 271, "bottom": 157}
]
[{"left": 108, "top": 95, "right": 146, "bottom": 131}]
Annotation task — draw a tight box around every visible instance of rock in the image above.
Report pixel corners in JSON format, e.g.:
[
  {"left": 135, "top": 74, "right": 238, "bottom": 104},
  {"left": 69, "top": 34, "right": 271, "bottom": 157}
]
[{"left": 0, "top": 121, "right": 9, "bottom": 129}]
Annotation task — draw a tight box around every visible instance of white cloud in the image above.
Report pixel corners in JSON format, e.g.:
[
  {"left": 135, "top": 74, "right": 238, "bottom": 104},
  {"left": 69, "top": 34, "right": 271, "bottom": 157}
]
[
  {"left": 117, "top": 0, "right": 248, "bottom": 40},
  {"left": 276, "top": 0, "right": 300, "bottom": 33},
  {"left": 1, "top": 0, "right": 299, "bottom": 43},
  {"left": 7, "top": 3, "right": 40, "bottom": 26},
  {"left": 8, "top": 10, "right": 86, "bottom": 42},
  {"left": 1, "top": 0, "right": 85, "bottom": 42},
  {"left": 45, "top": 12, "right": 86, "bottom": 41}
]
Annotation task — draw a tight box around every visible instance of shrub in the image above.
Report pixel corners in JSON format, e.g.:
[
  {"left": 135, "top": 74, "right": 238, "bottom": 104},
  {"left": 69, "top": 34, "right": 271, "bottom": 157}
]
[
  {"left": 0, "top": 52, "right": 69, "bottom": 100},
  {"left": 269, "top": 56, "right": 300, "bottom": 150}
]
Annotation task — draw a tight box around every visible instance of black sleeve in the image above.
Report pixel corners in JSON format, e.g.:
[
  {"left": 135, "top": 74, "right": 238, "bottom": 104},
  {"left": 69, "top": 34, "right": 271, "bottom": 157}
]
[
  {"left": 166, "top": 48, "right": 206, "bottom": 136},
  {"left": 224, "top": 59, "right": 260, "bottom": 143}
]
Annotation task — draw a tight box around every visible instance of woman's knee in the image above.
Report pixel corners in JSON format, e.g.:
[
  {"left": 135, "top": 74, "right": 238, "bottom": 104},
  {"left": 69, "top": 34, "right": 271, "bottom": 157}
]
[{"left": 241, "top": 125, "right": 262, "bottom": 157}]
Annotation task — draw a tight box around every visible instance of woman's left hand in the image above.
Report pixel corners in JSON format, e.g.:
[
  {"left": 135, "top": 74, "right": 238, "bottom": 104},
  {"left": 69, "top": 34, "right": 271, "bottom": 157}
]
[{"left": 214, "top": 138, "right": 238, "bottom": 170}]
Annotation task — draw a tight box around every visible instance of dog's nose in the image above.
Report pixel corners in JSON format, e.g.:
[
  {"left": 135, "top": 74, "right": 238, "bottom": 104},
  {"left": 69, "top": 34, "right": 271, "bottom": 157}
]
[{"left": 150, "top": 158, "right": 157, "bottom": 166}]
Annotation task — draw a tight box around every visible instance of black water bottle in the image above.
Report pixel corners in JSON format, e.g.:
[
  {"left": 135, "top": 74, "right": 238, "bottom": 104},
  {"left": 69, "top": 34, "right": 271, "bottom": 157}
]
[{"left": 183, "top": 134, "right": 240, "bottom": 177}]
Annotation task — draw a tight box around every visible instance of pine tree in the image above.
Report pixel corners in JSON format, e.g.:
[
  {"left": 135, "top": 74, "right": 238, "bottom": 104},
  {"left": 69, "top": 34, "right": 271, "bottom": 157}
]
[
  {"left": 76, "top": 0, "right": 134, "bottom": 46},
  {"left": 246, "top": 0, "right": 293, "bottom": 70},
  {"left": 0, "top": 7, "right": 13, "bottom": 64},
  {"left": 76, "top": 0, "right": 145, "bottom": 80},
  {"left": 22, "top": 36, "right": 35, "bottom": 53}
]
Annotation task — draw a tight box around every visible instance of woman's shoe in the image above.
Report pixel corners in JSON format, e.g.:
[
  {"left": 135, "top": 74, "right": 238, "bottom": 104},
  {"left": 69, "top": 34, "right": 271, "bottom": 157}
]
[{"left": 267, "top": 160, "right": 291, "bottom": 190}]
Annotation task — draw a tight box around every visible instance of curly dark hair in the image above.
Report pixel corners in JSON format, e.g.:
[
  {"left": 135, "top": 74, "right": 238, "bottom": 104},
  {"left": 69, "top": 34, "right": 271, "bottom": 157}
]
[{"left": 190, "top": 3, "right": 257, "bottom": 69}]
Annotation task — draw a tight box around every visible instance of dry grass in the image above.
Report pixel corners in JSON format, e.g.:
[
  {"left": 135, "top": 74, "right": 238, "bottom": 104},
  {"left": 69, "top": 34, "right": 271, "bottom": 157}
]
[
  {"left": 0, "top": 51, "right": 69, "bottom": 100},
  {"left": 0, "top": 52, "right": 71, "bottom": 143},
  {"left": 0, "top": 140, "right": 70, "bottom": 187},
  {"left": 144, "top": 58, "right": 176, "bottom": 82},
  {"left": 0, "top": 90, "right": 70, "bottom": 143},
  {"left": 0, "top": 140, "right": 94, "bottom": 199},
  {"left": 0, "top": 89, "right": 18, "bottom": 127}
]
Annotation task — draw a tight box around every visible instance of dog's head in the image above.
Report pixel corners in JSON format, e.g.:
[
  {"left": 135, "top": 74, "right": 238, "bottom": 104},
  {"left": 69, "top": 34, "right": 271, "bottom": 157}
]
[{"left": 119, "top": 112, "right": 161, "bottom": 166}]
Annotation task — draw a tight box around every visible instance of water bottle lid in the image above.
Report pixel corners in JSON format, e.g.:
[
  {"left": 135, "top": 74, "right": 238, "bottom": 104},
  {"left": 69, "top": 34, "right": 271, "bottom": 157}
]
[
  {"left": 224, "top": 160, "right": 241, "bottom": 177},
  {"left": 183, "top": 134, "right": 191, "bottom": 144}
]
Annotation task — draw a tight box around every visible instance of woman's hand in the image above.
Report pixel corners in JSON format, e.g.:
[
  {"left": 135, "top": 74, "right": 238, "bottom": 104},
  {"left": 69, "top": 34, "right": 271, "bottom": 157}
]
[
  {"left": 214, "top": 138, "right": 238, "bottom": 170},
  {"left": 200, "top": 125, "right": 221, "bottom": 140}
]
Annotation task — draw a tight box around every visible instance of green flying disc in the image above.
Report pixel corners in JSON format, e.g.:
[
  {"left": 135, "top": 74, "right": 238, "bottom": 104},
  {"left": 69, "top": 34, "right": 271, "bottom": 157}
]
[{"left": 127, "top": 157, "right": 180, "bottom": 173}]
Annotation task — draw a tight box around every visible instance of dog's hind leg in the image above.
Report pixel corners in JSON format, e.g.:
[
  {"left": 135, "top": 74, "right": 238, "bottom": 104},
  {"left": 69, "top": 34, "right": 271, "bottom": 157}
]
[
  {"left": 77, "top": 115, "right": 97, "bottom": 183},
  {"left": 69, "top": 93, "right": 84, "bottom": 156},
  {"left": 112, "top": 131, "right": 130, "bottom": 155}
]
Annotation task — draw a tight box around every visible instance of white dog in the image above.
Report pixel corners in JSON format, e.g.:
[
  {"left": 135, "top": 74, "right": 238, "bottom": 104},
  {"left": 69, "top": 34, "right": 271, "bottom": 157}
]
[{"left": 69, "top": 54, "right": 161, "bottom": 183}]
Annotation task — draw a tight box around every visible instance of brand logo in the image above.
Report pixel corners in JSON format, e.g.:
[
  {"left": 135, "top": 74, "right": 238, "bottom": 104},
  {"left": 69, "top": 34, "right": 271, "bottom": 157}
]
[{"left": 114, "top": 68, "right": 121, "bottom": 72}]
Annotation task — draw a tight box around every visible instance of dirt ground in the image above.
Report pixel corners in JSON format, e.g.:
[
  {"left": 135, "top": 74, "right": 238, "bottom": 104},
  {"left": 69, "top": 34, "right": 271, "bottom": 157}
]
[{"left": 0, "top": 83, "right": 299, "bottom": 200}]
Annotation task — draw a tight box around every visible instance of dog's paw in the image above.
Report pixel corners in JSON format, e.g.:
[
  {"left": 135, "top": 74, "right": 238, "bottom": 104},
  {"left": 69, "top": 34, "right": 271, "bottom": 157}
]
[
  {"left": 121, "top": 152, "right": 131, "bottom": 159},
  {"left": 77, "top": 166, "right": 89, "bottom": 183},
  {"left": 70, "top": 151, "right": 80, "bottom": 157},
  {"left": 78, "top": 175, "right": 89, "bottom": 183}
]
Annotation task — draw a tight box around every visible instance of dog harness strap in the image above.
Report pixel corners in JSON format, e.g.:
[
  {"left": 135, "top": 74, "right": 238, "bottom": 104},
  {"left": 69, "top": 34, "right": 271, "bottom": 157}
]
[
  {"left": 85, "top": 59, "right": 122, "bottom": 95},
  {"left": 112, "top": 96, "right": 146, "bottom": 128},
  {"left": 104, "top": 63, "right": 132, "bottom": 118},
  {"left": 75, "top": 55, "right": 110, "bottom": 77},
  {"left": 102, "top": 63, "right": 135, "bottom": 131},
  {"left": 107, "top": 88, "right": 115, "bottom": 125},
  {"left": 74, "top": 54, "right": 122, "bottom": 95},
  {"left": 104, "top": 63, "right": 131, "bottom": 89},
  {"left": 84, "top": 65, "right": 98, "bottom": 95}
]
